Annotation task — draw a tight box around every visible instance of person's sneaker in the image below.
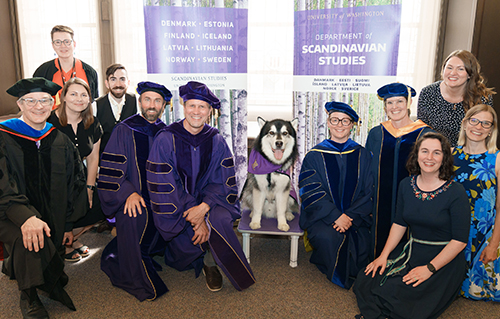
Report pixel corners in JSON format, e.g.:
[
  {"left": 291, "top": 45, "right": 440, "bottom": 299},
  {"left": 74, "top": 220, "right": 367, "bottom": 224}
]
[
  {"left": 203, "top": 265, "right": 223, "bottom": 292},
  {"left": 20, "top": 289, "right": 49, "bottom": 319}
]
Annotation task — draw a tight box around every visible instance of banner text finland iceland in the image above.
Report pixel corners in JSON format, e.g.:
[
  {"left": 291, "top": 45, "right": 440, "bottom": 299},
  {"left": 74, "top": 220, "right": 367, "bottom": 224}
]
[{"left": 144, "top": 6, "right": 247, "bottom": 89}]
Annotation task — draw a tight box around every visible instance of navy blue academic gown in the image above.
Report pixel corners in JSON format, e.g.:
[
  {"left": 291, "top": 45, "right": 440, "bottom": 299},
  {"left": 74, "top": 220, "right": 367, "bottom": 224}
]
[
  {"left": 299, "top": 138, "right": 373, "bottom": 289},
  {"left": 365, "top": 120, "right": 432, "bottom": 258},
  {"left": 98, "top": 114, "right": 168, "bottom": 301}
]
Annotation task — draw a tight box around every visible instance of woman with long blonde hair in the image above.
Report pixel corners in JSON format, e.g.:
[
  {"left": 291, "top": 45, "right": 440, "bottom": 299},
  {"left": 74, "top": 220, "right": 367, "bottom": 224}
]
[{"left": 453, "top": 104, "right": 500, "bottom": 300}]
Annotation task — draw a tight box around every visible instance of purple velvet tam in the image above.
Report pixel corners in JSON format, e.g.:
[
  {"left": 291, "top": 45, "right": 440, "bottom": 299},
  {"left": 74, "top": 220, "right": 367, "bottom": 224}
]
[
  {"left": 324, "top": 101, "right": 359, "bottom": 122},
  {"left": 7, "top": 77, "right": 61, "bottom": 97},
  {"left": 136, "top": 81, "right": 172, "bottom": 102},
  {"left": 377, "top": 82, "right": 416, "bottom": 100},
  {"left": 179, "top": 81, "right": 221, "bottom": 109}
]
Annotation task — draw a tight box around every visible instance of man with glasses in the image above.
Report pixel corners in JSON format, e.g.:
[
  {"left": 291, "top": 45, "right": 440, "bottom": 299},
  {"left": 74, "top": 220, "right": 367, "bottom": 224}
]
[
  {"left": 98, "top": 81, "right": 171, "bottom": 301},
  {"left": 0, "top": 78, "right": 87, "bottom": 318},
  {"left": 34, "top": 25, "right": 99, "bottom": 106},
  {"left": 298, "top": 101, "right": 373, "bottom": 289}
]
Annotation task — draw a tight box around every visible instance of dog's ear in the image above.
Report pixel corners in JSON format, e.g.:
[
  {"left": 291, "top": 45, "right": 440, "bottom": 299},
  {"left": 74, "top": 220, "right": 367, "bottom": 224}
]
[
  {"left": 290, "top": 118, "right": 298, "bottom": 131},
  {"left": 257, "top": 117, "right": 266, "bottom": 128}
]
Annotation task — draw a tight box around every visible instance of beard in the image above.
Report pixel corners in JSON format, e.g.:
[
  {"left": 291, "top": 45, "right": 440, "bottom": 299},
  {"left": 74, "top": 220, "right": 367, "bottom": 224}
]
[
  {"left": 141, "top": 107, "right": 161, "bottom": 122},
  {"left": 109, "top": 86, "right": 126, "bottom": 99}
]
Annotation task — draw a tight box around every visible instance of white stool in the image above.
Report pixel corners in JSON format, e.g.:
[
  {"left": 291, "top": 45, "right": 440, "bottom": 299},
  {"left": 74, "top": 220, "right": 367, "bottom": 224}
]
[{"left": 237, "top": 210, "right": 304, "bottom": 268}]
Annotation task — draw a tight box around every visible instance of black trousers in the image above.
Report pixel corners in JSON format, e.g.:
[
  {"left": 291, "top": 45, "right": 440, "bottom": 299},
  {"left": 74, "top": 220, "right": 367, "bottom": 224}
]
[{"left": 0, "top": 218, "right": 64, "bottom": 292}]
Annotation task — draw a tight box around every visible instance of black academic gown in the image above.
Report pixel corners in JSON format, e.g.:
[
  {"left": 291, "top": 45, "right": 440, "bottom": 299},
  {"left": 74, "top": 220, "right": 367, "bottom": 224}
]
[{"left": 0, "top": 119, "right": 86, "bottom": 291}]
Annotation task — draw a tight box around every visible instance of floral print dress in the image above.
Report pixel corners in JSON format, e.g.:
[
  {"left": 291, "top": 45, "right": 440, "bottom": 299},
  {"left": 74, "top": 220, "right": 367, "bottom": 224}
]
[{"left": 453, "top": 146, "right": 500, "bottom": 300}]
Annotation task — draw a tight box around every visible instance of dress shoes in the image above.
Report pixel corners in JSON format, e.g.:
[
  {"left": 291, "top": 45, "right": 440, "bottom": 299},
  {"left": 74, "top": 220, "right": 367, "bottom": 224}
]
[
  {"left": 203, "top": 265, "right": 223, "bottom": 292},
  {"left": 20, "top": 289, "right": 49, "bottom": 319},
  {"left": 96, "top": 220, "right": 113, "bottom": 233}
]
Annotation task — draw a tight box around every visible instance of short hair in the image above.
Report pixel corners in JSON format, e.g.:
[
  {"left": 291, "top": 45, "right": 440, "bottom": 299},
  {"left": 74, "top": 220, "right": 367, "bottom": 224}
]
[
  {"left": 51, "top": 25, "right": 74, "bottom": 40},
  {"left": 457, "top": 104, "right": 498, "bottom": 153},
  {"left": 58, "top": 77, "right": 94, "bottom": 130},
  {"left": 105, "top": 63, "right": 127, "bottom": 80},
  {"left": 441, "top": 50, "right": 496, "bottom": 112},
  {"left": 406, "top": 132, "right": 455, "bottom": 181}
]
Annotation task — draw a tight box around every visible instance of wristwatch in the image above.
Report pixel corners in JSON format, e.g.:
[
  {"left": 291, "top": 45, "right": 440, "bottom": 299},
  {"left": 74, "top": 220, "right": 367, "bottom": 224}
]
[
  {"left": 87, "top": 184, "right": 96, "bottom": 191},
  {"left": 427, "top": 262, "right": 437, "bottom": 274}
]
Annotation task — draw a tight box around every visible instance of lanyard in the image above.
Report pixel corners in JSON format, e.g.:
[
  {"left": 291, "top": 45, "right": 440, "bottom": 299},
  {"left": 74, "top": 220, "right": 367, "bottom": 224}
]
[{"left": 57, "top": 58, "right": 76, "bottom": 85}]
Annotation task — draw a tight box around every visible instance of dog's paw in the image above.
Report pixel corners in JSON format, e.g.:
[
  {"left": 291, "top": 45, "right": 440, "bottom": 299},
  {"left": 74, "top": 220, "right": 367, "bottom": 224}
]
[
  {"left": 249, "top": 222, "right": 261, "bottom": 230},
  {"left": 278, "top": 223, "right": 290, "bottom": 232},
  {"left": 285, "top": 212, "right": 295, "bottom": 221}
]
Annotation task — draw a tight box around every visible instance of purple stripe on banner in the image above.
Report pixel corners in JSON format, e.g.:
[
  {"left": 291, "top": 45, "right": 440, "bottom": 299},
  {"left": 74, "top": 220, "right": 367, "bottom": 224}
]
[
  {"left": 144, "top": 6, "right": 247, "bottom": 74},
  {"left": 294, "top": 5, "right": 402, "bottom": 76}
]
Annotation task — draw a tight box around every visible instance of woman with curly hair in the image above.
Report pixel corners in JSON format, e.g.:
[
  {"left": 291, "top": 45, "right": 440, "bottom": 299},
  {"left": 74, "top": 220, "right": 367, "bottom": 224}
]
[
  {"left": 354, "top": 132, "right": 470, "bottom": 319},
  {"left": 417, "top": 50, "right": 495, "bottom": 147},
  {"left": 453, "top": 104, "right": 500, "bottom": 300}
]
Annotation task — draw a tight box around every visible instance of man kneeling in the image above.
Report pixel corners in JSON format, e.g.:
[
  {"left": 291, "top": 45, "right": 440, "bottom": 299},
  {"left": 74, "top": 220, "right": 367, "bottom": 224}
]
[
  {"left": 0, "top": 78, "right": 86, "bottom": 318},
  {"left": 146, "top": 81, "right": 255, "bottom": 291}
]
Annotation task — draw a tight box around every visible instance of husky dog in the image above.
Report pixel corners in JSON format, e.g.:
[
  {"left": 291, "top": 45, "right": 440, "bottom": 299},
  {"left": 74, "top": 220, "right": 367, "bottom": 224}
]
[{"left": 241, "top": 117, "right": 299, "bottom": 231}]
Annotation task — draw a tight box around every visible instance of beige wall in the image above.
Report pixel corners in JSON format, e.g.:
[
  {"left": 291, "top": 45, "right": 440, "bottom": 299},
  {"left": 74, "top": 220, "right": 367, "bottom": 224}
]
[
  {"left": 442, "top": 0, "right": 477, "bottom": 58},
  {"left": 0, "top": 1, "right": 21, "bottom": 117}
]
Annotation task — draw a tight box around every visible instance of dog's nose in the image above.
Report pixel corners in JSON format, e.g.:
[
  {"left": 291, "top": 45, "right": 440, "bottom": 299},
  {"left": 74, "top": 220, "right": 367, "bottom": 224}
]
[{"left": 275, "top": 141, "right": 283, "bottom": 148}]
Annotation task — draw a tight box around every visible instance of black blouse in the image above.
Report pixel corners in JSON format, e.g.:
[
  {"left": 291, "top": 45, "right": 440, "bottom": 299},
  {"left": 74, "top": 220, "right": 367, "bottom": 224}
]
[{"left": 48, "top": 111, "right": 103, "bottom": 159}]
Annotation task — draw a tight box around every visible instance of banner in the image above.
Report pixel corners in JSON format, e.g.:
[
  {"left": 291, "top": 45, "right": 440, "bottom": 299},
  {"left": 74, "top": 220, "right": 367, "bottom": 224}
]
[
  {"left": 294, "top": 4, "right": 401, "bottom": 93},
  {"left": 144, "top": 6, "right": 247, "bottom": 89}
]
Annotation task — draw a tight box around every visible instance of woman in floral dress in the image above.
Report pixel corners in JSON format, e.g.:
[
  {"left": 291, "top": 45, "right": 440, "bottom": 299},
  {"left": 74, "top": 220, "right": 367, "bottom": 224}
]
[{"left": 453, "top": 103, "right": 500, "bottom": 300}]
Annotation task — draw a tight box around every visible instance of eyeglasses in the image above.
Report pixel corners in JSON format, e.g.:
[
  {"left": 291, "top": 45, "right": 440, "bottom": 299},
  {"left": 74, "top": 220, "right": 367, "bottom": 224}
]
[
  {"left": 52, "top": 39, "right": 73, "bottom": 47},
  {"left": 329, "top": 117, "right": 352, "bottom": 126},
  {"left": 19, "top": 97, "right": 54, "bottom": 107},
  {"left": 468, "top": 117, "right": 493, "bottom": 129}
]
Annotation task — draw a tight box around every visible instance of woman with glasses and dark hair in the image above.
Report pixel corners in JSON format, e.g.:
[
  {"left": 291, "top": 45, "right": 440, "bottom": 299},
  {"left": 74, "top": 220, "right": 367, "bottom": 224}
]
[
  {"left": 452, "top": 104, "right": 500, "bottom": 300},
  {"left": 354, "top": 132, "right": 470, "bottom": 319},
  {"left": 417, "top": 50, "right": 495, "bottom": 147},
  {"left": 298, "top": 101, "right": 373, "bottom": 289},
  {"left": 48, "top": 77, "right": 103, "bottom": 262},
  {"left": 34, "top": 25, "right": 98, "bottom": 107},
  {"left": 366, "top": 83, "right": 432, "bottom": 258}
]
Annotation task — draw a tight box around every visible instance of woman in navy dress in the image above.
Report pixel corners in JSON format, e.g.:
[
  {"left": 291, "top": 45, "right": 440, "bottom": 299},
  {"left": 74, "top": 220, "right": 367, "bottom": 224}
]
[{"left": 354, "top": 132, "right": 470, "bottom": 319}]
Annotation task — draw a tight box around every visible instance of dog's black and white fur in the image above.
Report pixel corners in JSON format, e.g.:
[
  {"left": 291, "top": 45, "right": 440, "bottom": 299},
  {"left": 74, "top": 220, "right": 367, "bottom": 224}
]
[{"left": 240, "top": 117, "right": 299, "bottom": 231}]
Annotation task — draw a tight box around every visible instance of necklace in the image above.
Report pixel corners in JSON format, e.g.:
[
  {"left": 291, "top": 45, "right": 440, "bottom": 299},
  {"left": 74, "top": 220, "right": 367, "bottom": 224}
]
[
  {"left": 57, "top": 58, "right": 76, "bottom": 85},
  {"left": 411, "top": 175, "right": 452, "bottom": 201}
]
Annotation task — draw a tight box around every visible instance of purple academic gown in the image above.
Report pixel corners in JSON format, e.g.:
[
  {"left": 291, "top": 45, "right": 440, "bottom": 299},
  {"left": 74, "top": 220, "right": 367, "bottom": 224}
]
[
  {"left": 98, "top": 114, "right": 168, "bottom": 301},
  {"left": 146, "top": 120, "right": 256, "bottom": 290}
]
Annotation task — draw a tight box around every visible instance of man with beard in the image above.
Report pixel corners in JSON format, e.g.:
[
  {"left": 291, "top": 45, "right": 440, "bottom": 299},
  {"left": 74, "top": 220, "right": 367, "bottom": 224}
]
[
  {"left": 147, "top": 81, "right": 255, "bottom": 292},
  {"left": 93, "top": 64, "right": 138, "bottom": 154},
  {"left": 98, "top": 81, "right": 172, "bottom": 301},
  {"left": 93, "top": 64, "right": 137, "bottom": 233}
]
